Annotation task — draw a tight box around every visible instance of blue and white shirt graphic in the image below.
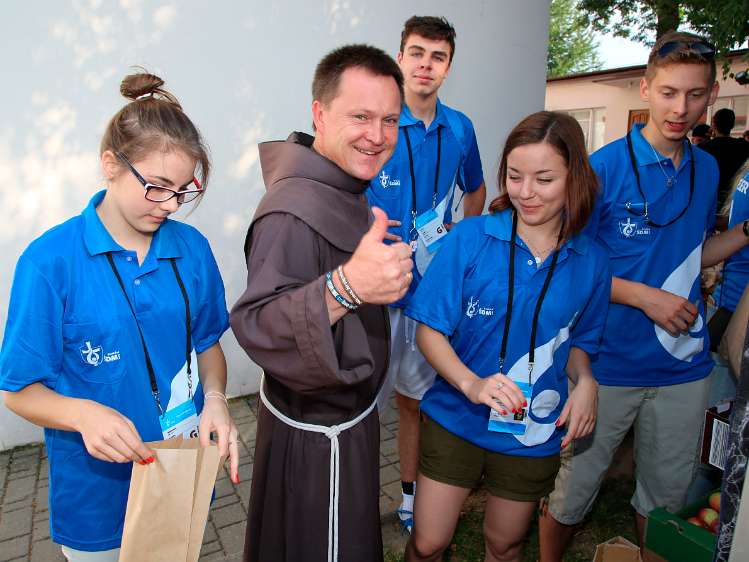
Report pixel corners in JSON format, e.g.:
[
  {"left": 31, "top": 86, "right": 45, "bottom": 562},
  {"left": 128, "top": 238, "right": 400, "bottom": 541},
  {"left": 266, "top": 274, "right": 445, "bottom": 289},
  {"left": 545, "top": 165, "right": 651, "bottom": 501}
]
[
  {"left": 406, "top": 211, "right": 611, "bottom": 457},
  {"left": 367, "top": 99, "right": 484, "bottom": 308},
  {"left": 585, "top": 124, "right": 719, "bottom": 387},
  {"left": 715, "top": 167, "right": 749, "bottom": 312}
]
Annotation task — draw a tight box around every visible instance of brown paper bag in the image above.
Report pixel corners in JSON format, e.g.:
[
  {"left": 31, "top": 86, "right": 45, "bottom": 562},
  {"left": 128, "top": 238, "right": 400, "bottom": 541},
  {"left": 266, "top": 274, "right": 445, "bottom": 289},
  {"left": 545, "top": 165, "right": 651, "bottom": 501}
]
[
  {"left": 119, "top": 437, "right": 222, "bottom": 562},
  {"left": 719, "top": 281, "right": 749, "bottom": 378}
]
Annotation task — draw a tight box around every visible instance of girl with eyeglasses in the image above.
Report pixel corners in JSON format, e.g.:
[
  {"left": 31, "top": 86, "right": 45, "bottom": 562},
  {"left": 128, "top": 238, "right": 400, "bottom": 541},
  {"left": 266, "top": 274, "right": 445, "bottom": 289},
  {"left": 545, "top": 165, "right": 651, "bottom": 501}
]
[{"left": 0, "top": 71, "right": 238, "bottom": 562}]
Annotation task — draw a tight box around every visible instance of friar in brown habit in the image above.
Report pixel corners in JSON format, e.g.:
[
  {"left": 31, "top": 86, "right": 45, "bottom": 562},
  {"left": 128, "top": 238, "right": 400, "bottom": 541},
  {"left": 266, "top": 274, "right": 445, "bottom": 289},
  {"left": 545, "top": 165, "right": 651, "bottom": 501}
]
[{"left": 231, "top": 45, "right": 413, "bottom": 562}]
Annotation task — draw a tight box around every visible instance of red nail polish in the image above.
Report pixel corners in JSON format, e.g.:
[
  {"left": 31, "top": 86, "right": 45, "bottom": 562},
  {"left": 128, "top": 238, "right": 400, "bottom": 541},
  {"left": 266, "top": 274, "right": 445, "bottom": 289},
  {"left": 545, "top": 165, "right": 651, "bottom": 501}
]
[
  {"left": 501, "top": 410, "right": 507, "bottom": 415},
  {"left": 146, "top": 456, "right": 155, "bottom": 463},
  {"left": 523, "top": 400, "right": 528, "bottom": 407},
  {"left": 137, "top": 460, "right": 146, "bottom": 465}
]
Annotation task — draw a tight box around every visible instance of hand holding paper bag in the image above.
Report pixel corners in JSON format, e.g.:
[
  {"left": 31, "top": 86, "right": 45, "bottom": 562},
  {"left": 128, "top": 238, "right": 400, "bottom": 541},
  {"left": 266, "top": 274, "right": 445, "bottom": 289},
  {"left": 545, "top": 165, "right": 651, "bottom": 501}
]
[{"left": 119, "top": 437, "right": 223, "bottom": 562}]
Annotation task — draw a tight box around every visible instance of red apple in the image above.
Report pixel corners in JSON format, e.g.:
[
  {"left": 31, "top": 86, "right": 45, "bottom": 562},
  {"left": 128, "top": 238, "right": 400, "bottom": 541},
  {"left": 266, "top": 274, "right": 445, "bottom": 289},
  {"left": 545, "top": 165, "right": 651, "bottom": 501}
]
[
  {"left": 709, "top": 492, "right": 721, "bottom": 513},
  {"left": 687, "top": 516, "right": 707, "bottom": 529},
  {"left": 698, "top": 507, "right": 719, "bottom": 532}
]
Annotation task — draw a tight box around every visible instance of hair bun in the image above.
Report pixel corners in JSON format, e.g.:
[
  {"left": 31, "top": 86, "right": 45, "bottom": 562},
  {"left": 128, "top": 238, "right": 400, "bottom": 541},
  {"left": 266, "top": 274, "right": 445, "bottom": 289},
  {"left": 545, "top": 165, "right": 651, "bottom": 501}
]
[{"left": 120, "top": 69, "right": 180, "bottom": 107}]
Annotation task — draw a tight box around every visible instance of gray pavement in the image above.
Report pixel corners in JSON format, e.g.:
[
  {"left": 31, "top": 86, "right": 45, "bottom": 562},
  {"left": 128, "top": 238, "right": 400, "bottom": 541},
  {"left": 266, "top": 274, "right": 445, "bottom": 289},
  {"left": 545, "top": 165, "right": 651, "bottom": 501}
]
[{"left": 0, "top": 395, "right": 404, "bottom": 562}]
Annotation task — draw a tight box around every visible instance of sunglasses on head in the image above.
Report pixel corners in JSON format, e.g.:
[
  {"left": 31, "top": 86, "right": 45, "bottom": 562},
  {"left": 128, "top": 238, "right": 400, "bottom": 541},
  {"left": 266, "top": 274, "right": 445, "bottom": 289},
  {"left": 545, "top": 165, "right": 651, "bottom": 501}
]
[{"left": 657, "top": 40, "right": 716, "bottom": 60}]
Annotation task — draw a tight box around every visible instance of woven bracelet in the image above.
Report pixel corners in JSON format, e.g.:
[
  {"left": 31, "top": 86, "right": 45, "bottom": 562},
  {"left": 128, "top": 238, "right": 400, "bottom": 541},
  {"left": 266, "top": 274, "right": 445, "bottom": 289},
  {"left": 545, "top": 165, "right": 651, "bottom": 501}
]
[
  {"left": 325, "top": 271, "right": 358, "bottom": 311},
  {"left": 336, "top": 265, "right": 363, "bottom": 306}
]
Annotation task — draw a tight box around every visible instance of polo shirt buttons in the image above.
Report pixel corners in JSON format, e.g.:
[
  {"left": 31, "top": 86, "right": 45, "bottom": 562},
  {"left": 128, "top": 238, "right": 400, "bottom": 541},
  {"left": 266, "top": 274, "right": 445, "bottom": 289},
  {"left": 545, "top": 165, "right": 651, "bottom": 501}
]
[
  {"left": 527, "top": 259, "right": 534, "bottom": 266},
  {"left": 134, "top": 279, "right": 141, "bottom": 286},
  {"left": 126, "top": 256, "right": 133, "bottom": 262}
]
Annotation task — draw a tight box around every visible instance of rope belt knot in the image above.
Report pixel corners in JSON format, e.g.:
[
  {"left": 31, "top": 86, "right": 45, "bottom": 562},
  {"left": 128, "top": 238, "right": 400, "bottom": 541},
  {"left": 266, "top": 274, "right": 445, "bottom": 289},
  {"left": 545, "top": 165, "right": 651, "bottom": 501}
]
[{"left": 259, "top": 376, "right": 377, "bottom": 562}]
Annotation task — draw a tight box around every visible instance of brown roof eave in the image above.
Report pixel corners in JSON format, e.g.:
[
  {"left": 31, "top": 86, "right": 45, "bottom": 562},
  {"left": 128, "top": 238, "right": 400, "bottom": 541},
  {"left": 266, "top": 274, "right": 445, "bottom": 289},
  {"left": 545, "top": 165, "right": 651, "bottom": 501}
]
[{"left": 546, "top": 48, "right": 749, "bottom": 84}]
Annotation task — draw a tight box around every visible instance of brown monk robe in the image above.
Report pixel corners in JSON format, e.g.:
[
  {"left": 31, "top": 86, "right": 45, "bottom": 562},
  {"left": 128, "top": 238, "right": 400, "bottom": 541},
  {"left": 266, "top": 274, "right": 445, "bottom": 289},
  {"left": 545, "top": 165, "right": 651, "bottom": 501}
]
[{"left": 231, "top": 132, "right": 389, "bottom": 562}]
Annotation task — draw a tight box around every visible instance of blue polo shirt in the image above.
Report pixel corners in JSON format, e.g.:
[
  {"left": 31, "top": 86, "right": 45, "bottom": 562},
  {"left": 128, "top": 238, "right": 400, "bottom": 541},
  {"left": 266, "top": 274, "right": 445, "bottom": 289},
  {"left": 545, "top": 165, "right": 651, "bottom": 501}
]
[
  {"left": 586, "top": 124, "right": 718, "bottom": 387},
  {"left": 405, "top": 211, "right": 611, "bottom": 457},
  {"left": 715, "top": 168, "right": 749, "bottom": 311},
  {"left": 366, "top": 99, "right": 484, "bottom": 308},
  {"left": 0, "top": 190, "right": 229, "bottom": 551}
]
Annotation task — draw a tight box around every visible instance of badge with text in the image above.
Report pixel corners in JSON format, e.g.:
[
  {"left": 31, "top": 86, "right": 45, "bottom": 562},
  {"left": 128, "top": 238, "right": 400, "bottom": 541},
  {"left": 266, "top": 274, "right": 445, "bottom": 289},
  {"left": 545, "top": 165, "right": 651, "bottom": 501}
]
[
  {"left": 159, "top": 399, "right": 200, "bottom": 440},
  {"left": 414, "top": 209, "right": 448, "bottom": 254},
  {"left": 487, "top": 381, "right": 533, "bottom": 435}
]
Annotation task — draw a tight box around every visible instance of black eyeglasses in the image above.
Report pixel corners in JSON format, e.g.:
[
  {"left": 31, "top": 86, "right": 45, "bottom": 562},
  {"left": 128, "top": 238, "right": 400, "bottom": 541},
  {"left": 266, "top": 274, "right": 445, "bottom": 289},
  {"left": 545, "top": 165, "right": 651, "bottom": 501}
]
[
  {"left": 116, "top": 152, "right": 203, "bottom": 204},
  {"left": 657, "top": 40, "right": 715, "bottom": 60}
]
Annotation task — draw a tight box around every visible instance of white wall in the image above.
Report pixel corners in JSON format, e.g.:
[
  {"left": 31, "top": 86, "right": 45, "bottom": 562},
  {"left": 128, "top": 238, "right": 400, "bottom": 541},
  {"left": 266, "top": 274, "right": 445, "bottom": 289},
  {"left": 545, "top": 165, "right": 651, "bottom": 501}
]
[{"left": 0, "top": 0, "right": 550, "bottom": 450}]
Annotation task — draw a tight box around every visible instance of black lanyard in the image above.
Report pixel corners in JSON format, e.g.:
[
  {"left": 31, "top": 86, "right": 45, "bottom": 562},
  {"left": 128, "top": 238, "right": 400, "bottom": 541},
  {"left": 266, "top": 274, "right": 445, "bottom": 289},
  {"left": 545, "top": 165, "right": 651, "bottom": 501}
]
[
  {"left": 404, "top": 125, "right": 441, "bottom": 240},
  {"left": 106, "top": 253, "right": 193, "bottom": 416},
  {"left": 499, "top": 212, "right": 561, "bottom": 385},
  {"left": 625, "top": 131, "right": 695, "bottom": 228}
]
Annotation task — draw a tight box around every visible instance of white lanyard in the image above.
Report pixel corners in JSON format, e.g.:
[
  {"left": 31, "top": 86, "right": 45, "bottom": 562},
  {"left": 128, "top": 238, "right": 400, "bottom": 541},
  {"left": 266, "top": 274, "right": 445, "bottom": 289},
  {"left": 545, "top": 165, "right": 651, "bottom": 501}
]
[{"left": 259, "top": 375, "right": 377, "bottom": 562}]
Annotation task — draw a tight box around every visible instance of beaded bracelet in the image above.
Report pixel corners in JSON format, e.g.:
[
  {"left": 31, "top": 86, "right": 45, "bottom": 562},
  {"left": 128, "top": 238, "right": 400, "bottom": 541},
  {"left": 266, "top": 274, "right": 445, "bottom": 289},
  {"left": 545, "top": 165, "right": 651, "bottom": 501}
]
[
  {"left": 336, "top": 265, "right": 363, "bottom": 306},
  {"left": 325, "top": 271, "right": 358, "bottom": 311}
]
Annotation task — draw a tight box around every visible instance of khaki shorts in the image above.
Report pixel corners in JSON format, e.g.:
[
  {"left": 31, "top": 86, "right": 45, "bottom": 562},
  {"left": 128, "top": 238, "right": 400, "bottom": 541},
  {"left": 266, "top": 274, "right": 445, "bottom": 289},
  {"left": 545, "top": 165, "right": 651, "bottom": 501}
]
[
  {"left": 376, "top": 307, "right": 436, "bottom": 411},
  {"left": 419, "top": 414, "right": 561, "bottom": 502},
  {"left": 547, "top": 376, "right": 710, "bottom": 524}
]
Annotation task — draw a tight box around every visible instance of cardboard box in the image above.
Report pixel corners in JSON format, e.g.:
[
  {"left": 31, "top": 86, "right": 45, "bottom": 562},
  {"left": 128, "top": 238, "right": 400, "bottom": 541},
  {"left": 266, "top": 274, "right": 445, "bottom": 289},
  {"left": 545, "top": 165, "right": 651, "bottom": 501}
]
[
  {"left": 700, "top": 400, "right": 732, "bottom": 470},
  {"left": 593, "top": 536, "right": 642, "bottom": 562},
  {"left": 645, "top": 493, "right": 718, "bottom": 562}
]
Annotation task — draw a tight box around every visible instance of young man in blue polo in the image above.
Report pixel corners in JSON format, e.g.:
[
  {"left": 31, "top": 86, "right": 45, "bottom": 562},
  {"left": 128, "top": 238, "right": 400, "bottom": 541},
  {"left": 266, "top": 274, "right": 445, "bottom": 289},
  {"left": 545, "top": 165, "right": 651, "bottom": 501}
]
[
  {"left": 539, "top": 31, "right": 749, "bottom": 560},
  {"left": 367, "top": 15, "right": 486, "bottom": 533}
]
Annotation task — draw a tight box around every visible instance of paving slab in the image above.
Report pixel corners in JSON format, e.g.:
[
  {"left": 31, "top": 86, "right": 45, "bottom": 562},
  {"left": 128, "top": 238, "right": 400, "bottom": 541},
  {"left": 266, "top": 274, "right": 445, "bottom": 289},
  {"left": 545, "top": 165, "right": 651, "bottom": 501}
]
[{"left": 0, "top": 393, "right": 406, "bottom": 561}]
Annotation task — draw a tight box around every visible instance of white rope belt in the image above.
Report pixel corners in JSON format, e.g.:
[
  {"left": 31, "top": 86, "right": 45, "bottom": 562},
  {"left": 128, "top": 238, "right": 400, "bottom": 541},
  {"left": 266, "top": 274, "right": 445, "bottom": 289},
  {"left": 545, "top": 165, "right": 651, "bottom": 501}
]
[{"left": 259, "top": 376, "right": 377, "bottom": 562}]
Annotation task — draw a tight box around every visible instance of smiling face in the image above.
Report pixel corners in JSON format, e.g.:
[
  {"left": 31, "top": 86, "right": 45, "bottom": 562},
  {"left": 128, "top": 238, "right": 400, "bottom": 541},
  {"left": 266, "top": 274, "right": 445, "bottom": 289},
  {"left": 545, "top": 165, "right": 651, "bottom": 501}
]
[
  {"left": 397, "top": 33, "right": 451, "bottom": 100},
  {"left": 102, "top": 148, "right": 197, "bottom": 236},
  {"left": 506, "top": 142, "right": 568, "bottom": 232},
  {"left": 640, "top": 63, "right": 718, "bottom": 144},
  {"left": 312, "top": 66, "right": 401, "bottom": 181}
]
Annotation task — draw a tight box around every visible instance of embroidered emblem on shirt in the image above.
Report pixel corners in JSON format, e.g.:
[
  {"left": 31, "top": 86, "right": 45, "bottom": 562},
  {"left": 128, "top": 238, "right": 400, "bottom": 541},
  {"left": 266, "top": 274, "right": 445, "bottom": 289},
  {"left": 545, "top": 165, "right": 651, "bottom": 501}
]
[
  {"left": 465, "top": 296, "right": 479, "bottom": 318},
  {"left": 618, "top": 217, "right": 650, "bottom": 238},
  {"left": 79, "top": 341, "right": 121, "bottom": 367},
  {"left": 378, "top": 170, "right": 400, "bottom": 189}
]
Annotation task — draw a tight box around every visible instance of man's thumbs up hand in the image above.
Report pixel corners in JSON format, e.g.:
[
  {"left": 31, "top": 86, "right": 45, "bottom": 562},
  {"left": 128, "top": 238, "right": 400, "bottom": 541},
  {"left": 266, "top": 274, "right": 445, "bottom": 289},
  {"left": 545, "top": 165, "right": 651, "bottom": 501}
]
[{"left": 343, "top": 207, "right": 414, "bottom": 305}]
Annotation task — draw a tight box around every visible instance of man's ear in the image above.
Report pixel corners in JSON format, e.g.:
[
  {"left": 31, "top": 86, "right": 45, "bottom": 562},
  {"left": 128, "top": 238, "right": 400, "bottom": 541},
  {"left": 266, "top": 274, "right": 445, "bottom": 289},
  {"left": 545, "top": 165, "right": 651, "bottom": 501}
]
[
  {"left": 396, "top": 51, "right": 403, "bottom": 65},
  {"left": 101, "top": 150, "right": 120, "bottom": 181},
  {"left": 311, "top": 100, "right": 325, "bottom": 134},
  {"left": 707, "top": 80, "right": 720, "bottom": 107},
  {"left": 639, "top": 76, "right": 650, "bottom": 103}
]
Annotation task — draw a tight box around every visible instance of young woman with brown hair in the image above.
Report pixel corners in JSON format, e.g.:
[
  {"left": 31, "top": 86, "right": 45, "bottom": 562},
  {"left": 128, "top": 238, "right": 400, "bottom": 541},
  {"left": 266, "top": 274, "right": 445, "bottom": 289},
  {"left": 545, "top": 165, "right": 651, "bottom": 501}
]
[{"left": 404, "top": 111, "right": 610, "bottom": 562}]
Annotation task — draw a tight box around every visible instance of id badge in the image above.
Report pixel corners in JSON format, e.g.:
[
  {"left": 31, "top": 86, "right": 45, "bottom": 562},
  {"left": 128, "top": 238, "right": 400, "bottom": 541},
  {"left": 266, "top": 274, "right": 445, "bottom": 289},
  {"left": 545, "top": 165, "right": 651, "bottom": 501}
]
[
  {"left": 414, "top": 209, "right": 448, "bottom": 254},
  {"left": 487, "top": 381, "right": 533, "bottom": 435},
  {"left": 159, "top": 399, "right": 200, "bottom": 440}
]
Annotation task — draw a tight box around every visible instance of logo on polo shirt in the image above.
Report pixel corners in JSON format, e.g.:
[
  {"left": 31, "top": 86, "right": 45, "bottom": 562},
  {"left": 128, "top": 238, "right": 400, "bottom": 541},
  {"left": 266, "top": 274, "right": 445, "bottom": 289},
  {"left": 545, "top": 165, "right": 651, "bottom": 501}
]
[
  {"left": 465, "top": 296, "right": 494, "bottom": 318},
  {"left": 80, "top": 341, "right": 121, "bottom": 367},
  {"left": 618, "top": 217, "right": 651, "bottom": 238},
  {"left": 378, "top": 170, "right": 401, "bottom": 189},
  {"left": 737, "top": 176, "right": 748, "bottom": 195}
]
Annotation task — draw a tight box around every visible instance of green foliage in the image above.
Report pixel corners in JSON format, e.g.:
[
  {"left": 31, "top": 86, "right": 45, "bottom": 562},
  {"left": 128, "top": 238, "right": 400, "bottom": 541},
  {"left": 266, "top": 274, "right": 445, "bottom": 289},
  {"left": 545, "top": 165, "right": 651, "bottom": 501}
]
[
  {"left": 548, "top": 0, "right": 604, "bottom": 78},
  {"left": 578, "top": 0, "right": 749, "bottom": 75}
]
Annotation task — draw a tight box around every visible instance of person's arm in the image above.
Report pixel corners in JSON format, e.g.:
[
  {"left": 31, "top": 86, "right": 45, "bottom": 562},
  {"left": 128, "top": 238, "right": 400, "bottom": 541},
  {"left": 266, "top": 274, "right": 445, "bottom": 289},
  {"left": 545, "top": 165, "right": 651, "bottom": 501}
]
[
  {"left": 702, "top": 221, "right": 749, "bottom": 267},
  {"left": 230, "top": 209, "right": 411, "bottom": 394},
  {"left": 195, "top": 343, "right": 239, "bottom": 483},
  {"left": 462, "top": 182, "right": 486, "bottom": 217},
  {"left": 558, "top": 348, "right": 598, "bottom": 448},
  {"left": 415, "top": 324, "right": 524, "bottom": 413},
  {"left": 3, "top": 384, "right": 153, "bottom": 464},
  {"left": 611, "top": 276, "right": 697, "bottom": 336}
]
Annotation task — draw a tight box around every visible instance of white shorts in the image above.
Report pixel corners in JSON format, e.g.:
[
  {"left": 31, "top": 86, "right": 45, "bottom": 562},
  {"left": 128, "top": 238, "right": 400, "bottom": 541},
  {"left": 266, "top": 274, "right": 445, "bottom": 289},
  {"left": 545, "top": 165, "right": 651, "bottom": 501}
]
[
  {"left": 61, "top": 546, "right": 120, "bottom": 562},
  {"left": 377, "top": 307, "right": 437, "bottom": 410}
]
